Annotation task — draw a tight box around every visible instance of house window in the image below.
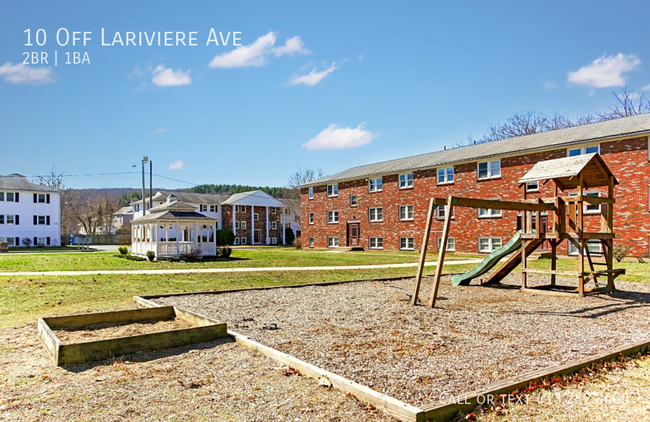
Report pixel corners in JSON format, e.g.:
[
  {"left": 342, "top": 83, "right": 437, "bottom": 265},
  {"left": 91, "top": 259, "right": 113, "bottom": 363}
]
[
  {"left": 309, "top": 212, "right": 314, "bottom": 224},
  {"left": 1, "top": 237, "right": 15, "bottom": 246},
  {"left": 209, "top": 205, "right": 216, "bottom": 212},
  {"left": 271, "top": 207, "right": 276, "bottom": 214},
  {"left": 37, "top": 237, "right": 46, "bottom": 246},
  {"left": 369, "top": 237, "right": 384, "bottom": 249},
  {"left": 478, "top": 206, "right": 502, "bottom": 218},
  {"left": 328, "top": 237, "right": 339, "bottom": 248},
  {"left": 234, "top": 237, "right": 240, "bottom": 245},
  {"left": 437, "top": 237, "right": 456, "bottom": 252},
  {"left": 478, "top": 237, "right": 502, "bottom": 253},
  {"left": 200, "top": 205, "right": 207, "bottom": 212},
  {"left": 478, "top": 160, "right": 501, "bottom": 179},
  {"left": 38, "top": 216, "right": 46, "bottom": 225},
  {"left": 235, "top": 221, "right": 240, "bottom": 229},
  {"left": 327, "top": 211, "right": 339, "bottom": 224},
  {"left": 241, "top": 221, "right": 247, "bottom": 229},
  {"left": 399, "top": 205, "right": 414, "bottom": 221},
  {"left": 308, "top": 237, "right": 314, "bottom": 248},
  {"left": 368, "top": 177, "right": 383, "bottom": 192},
  {"left": 327, "top": 184, "right": 338, "bottom": 197},
  {"left": 350, "top": 194, "right": 357, "bottom": 207},
  {"left": 568, "top": 144, "right": 600, "bottom": 157},
  {"left": 399, "top": 173, "right": 414, "bottom": 189},
  {"left": 272, "top": 237, "right": 277, "bottom": 244},
  {"left": 568, "top": 240, "right": 602, "bottom": 256},
  {"left": 436, "top": 205, "right": 454, "bottom": 219},
  {"left": 369, "top": 207, "right": 383, "bottom": 222},
  {"left": 241, "top": 237, "right": 247, "bottom": 245},
  {"left": 37, "top": 194, "right": 46, "bottom": 203},
  {"left": 568, "top": 191, "right": 601, "bottom": 213},
  {"left": 254, "top": 213, "right": 259, "bottom": 221},
  {"left": 526, "top": 181, "right": 539, "bottom": 192},
  {"left": 308, "top": 187, "right": 314, "bottom": 199},
  {"left": 6, "top": 215, "right": 15, "bottom": 224},
  {"left": 271, "top": 221, "right": 277, "bottom": 229},
  {"left": 400, "top": 237, "right": 415, "bottom": 250},
  {"left": 6, "top": 192, "right": 15, "bottom": 202},
  {"left": 437, "top": 167, "right": 454, "bottom": 184}
]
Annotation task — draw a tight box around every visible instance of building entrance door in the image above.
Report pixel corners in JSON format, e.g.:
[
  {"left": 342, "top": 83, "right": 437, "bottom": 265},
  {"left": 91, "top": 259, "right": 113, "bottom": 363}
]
[
  {"left": 347, "top": 222, "right": 360, "bottom": 247},
  {"left": 254, "top": 229, "right": 262, "bottom": 244}
]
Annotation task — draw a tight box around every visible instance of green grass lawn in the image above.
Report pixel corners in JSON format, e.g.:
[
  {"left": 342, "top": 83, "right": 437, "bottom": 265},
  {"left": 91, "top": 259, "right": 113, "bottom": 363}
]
[{"left": 0, "top": 248, "right": 480, "bottom": 272}]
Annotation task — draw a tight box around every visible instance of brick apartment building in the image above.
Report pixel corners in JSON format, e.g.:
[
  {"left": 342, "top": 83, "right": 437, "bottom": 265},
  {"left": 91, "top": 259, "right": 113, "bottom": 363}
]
[{"left": 300, "top": 114, "right": 650, "bottom": 257}]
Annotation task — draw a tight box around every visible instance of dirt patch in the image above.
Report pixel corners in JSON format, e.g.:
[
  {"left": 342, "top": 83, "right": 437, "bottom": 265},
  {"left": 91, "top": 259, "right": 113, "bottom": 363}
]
[{"left": 53, "top": 318, "right": 196, "bottom": 343}]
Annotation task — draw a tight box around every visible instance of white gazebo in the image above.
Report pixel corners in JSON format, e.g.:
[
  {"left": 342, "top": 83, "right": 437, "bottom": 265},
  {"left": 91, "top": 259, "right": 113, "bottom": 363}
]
[{"left": 131, "top": 200, "right": 217, "bottom": 259}]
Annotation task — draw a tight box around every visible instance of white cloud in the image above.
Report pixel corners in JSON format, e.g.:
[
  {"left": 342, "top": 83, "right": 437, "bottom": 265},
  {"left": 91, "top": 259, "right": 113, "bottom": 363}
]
[
  {"left": 543, "top": 80, "right": 556, "bottom": 90},
  {"left": 209, "top": 32, "right": 309, "bottom": 68},
  {"left": 568, "top": 54, "right": 640, "bottom": 88},
  {"left": 154, "top": 127, "right": 168, "bottom": 133},
  {"left": 272, "top": 36, "right": 310, "bottom": 56},
  {"left": 152, "top": 65, "right": 191, "bottom": 86},
  {"left": 290, "top": 63, "right": 338, "bottom": 86},
  {"left": 0, "top": 62, "right": 54, "bottom": 85},
  {"left": 643, "top": 84, "right": 650, "bottom": 91},
  {"left": 303, "top": 122, "right": 375, "bottom": 150},
  {"left": 169, "top": 160, "right": 185, "bottom": 170}
]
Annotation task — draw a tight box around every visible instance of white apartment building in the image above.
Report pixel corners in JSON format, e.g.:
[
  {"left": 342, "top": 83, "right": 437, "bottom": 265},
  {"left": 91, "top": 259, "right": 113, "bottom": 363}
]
[{"left": 0, "top": 174, "right": 61, "bottom": 247}]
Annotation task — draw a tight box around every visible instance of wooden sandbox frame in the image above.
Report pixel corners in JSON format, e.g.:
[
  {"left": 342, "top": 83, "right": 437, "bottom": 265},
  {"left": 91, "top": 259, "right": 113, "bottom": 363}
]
[
  {"left": 134, "top": 278, "right": 650, "bottom": 422},
  {"left": 38, "top": 306, "right": 228, "bottom": 366}
]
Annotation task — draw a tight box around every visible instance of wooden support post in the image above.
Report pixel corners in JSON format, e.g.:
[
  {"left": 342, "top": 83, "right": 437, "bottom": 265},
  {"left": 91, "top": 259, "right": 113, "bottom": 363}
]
[
  {"left": 550, "top": 239, "right": 557, "bottom": 286},
  {"left": 521, "top": 239, "right": 528, "bottom": 288},
  {"left": 607, "top": 175, "right": 615, "bottom": 290},
  {"left": 411, "top": 198, "right": 436, "bottom": 306},
  {"left": 428, "top": 196, "right": 454, "bottom": 308},
  {"left": 578, "top": 239, "right": 585, "bottom": 297}
]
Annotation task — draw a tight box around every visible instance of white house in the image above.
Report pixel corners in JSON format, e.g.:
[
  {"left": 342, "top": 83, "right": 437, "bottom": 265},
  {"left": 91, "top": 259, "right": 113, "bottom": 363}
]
[{"left": 0, "top": 174, "right": 61, "bottom": 247}]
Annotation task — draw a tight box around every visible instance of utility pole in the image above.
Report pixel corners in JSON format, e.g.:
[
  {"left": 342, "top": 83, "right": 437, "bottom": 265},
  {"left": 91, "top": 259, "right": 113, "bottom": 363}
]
[
  {"left": 149, "top": 160, "right": 153, "bottom": 212},
  {"left": 142, "top": 156, "right": 148, "bottom": 215}
]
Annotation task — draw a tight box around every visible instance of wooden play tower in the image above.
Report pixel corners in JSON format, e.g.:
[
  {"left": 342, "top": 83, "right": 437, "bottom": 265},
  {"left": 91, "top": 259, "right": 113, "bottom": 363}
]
[{"left": 412, "top": 153, "right": 625, "bottom": 308}]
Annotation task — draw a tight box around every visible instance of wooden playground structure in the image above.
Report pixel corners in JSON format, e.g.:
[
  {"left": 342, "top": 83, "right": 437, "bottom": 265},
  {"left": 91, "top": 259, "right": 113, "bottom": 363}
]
[{"left": 412, "top": 153, "right": 625, "bottom": 308}]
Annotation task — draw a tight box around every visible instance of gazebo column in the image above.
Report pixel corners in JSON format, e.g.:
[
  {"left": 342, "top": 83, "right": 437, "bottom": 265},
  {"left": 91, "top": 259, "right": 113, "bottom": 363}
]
[
  {"left": 251, "top": 206, "right": 255, "bottom": 244},
  {"left": 266, "top": 206, "right": 270, "bottom": 245},
  {"left": 175, "top": 223, "right": 180, "bottom": 255}
]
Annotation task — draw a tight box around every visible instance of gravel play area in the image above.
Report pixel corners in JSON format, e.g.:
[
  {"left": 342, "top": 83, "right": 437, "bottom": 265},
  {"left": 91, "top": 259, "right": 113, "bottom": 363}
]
[
  {"left": 156, "top": 275, "right": 650, "bottom": 407},
  {"left": 53, "top": 318, "right": 196, "bottom": 344}
]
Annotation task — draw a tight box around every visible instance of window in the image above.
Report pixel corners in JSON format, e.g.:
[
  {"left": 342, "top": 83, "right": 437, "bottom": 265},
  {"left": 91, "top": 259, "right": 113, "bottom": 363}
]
[
  {"left": 526, "top": 181, "right": 539, "bottom": 192},
  {"left": 271, "top": 207, "right": 276, "bottom": 214},
  {"left": 585, "top": 192, "right": 601, "bottom": 213},
  {"left": 478, "top": 237, "right": 503, "bottom": 253},
  {"left": 328, "top": 237, "right": 339, "bottom": 248},
  {"left": 241, "top": 221, "right": 247, "bottom": 229},
  {"left": 399, "top": 173, "right": 414, "bottom": 189},
  {"left": 272, "top": 237, "right": 277, "bottom": 244},
  {"left": 327, "top": 211, "right": 339, "bottom": 224},
  {"left": 38, "top": 216, "right": 46, "bottom": 225},
  {"left": 478, "top": 160, "right": 501, "bottom": 179},
  {"left": 437, "top": 167, "right": 454, "bottom": 184},
  {"left": 400, "top": 237, "right": 415, "bottom": 250},
  {"left": 350, "top": 194, "right": 357, "bottom": 207},
  {"left": 234, "top": 237, "right": 240, "bottom": 245},
  {"left": 37, "top": 237, "right": 46, "bottom": 246},
  {"left": 271, "top": 221, "right": 277, "bottom": 229},
  {"left": 0, "top": 193, "right": 3, "bottom": 201},
  {"left": 6, "top": 192, "right": 15, "bottom": 202},
  {"left": 327, "top": 184, "right": 338, "bottom": 197},
  {"left": 209, "top": 205, "right": 216, "bottom": 212},
  {"left": 399, "top": 205, "right": 414, "bottom": 221},
  {"left": 235, "top": 221, "right": 240, "bottom": 229},
  {"left": 6, "top": 215, "right": 15, "bottom": 224},
  {"left": 369, "top": 207, "right": 383, "bottom": 222},
  {"left": 200, "top": 205, "right": 207, "bottom": 212},
  {"left": 37, "top": 194, "right": 46, "bottom": 203},
  {"left": 568, "top": 144, "right": 600, "bottom": 157},
  {"left": 368, "top": 177, "right": 383, "bottom": 192},
  {"left": 308, "top": 187, "right": 314, "bottom": 199},
  {"left": 3, "top": 237, "right": 15, "bottom": 246},
  {"left": 436, "top": 205, "right": 454, "bottom": 219},
  {"left": 308, "top": 212, "right": 314, "bottom": 224},
  {"left": 568, "top": 240, "right": 602, "bottom": 256},
  {"left": 234, "top": 205, "right": 239, "bottom": 213},
  {"left": 478, "top": 207, "right": 502, "bottom": 218},
  {"left": 369, "top": 237, "right": 384, "bottom": 249},
  {"left": 308, "top": 237, "right": 314, "bottom": 248},
  {"left": 254, "top": 213, "right": 259, "bottom": 221},
  {"left": 437, "top": 237, "right": 456, "bottom": 252},
  {"left": 241, "top": 237, "right": 247, "bottom": 245}
]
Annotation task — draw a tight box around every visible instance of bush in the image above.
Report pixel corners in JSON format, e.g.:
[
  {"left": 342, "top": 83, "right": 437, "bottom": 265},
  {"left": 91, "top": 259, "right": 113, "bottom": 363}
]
[
  {"left": 118, "top": 246, "right": 128, "bottom": 255},
  {"left": 220, "top": 247, "right": 232, "bottom": 258},
  {"left": 180, "top": 247, "right": 202, "bottom": 260},
  {"left": 146, "top": 250, "right": 155, "bottom": 261},
  {"left": 21, "top": 237, "right": 32, "bottom": 248},
  {"left": 613, "top": 245, "right": 630, "bottom": 262},
  {"left": 294, "top": 238, "right": 302, "bottom": 249},
  {"left": 284, "top": 227, "right": 295, "bottom": 245},
  {"left": 125, "top": 253, "right": 146, "bottom": 261},
  {"left": 216, "top": 228, "right": 235, "bottom": 246}
]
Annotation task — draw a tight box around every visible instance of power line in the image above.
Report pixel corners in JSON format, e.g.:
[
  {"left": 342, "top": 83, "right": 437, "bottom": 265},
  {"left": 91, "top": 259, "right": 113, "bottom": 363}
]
[{"left": 29, "top": 171, "right": 198, "bottom": 186}]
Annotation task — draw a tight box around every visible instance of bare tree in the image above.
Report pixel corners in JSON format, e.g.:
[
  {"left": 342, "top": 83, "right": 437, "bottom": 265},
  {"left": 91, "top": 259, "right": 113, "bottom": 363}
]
[
  {"left": 598, "top": 86, "right": 650, "bottom": 120},
  {"left": 33, "top": 166, "right": 66, "bottom": 190},
  {"left": 285, "top": 167, "right": 326, "bottom": 200},
  {"left": 65, "top": 191, "right": 118, "bottom": 235}
]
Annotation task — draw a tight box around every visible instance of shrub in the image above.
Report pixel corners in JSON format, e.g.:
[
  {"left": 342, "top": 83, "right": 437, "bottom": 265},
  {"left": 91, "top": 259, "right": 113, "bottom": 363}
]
[
  {"left": 118, "top": 246, "right": 128, "bottom": 255},
  {"left": 613, "top": 245, "right": 630, "bottom": 262},
  {"left": 294, "top": 238, "right": 302, "bottom": 249},
  {"left": 146, "top": 250, "right": 155, "bottom": 261},
  {"left": 180, "top": 247, "right": 202, "bottom": 260},
  {"left": 284, "top": 227, "right": 295, "bottom": 245},
  {"left": 220, "top": 247, "right": 232, "bottom": 258},
  {"left": 216, "top": 228, "right": 235, "bottom": 246},
  {"left": 21, "top": 237, "right": 32, "bottom": 248}
]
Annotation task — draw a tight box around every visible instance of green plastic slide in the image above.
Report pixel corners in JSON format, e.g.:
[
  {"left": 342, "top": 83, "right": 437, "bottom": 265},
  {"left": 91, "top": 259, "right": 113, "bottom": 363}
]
[{"left": 452, "top": 231, "right": 522, "bottom": 286}]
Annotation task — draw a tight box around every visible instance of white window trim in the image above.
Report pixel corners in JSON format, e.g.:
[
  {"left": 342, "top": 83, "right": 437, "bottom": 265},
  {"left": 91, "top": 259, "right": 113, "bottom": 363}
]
[
  {"left": 478, "top": 208, "right": 502, "bottom": 219},
  {"left": 437, "top": 236, "right": 456, "bottom": 252},
  {"left": 399, "top": 205, "right": 414, "bottom": 221},
  {"left": 478, "top": 237, "right": 503, "bottom": 253},
  {"left": 568, "top": 191, "right": 601, "bottom": 214},
  {"left": 271, "top": 237, "right": 277, "bottom": 244},
  {"left": 327, "top": 211, "right": 339, "bottom": 224},
  {"left": 477, "top": 160, "right": 501, "bottom": 180},
  {"left": 399, "top": 237, "right": 415, "bottom": 251},
  {"left": 241, "top": 237, "right": 247, "bottom": 245},
  {"left": 568, "top": 240, "right": 603, "bottom": 256},
  {"left": 350, "top": 195, "right": 357, "bottom": 207},
  {"left": 436, "top": 205, "right": 454, "bottom": 220},
  {"left": 271, "top": 222, "right": 277, "bottom": 229},
  {"left": 253, "top": 213, "right": 259, "bottom": 221},
  {"left": 368, "top": 177, "right": 383, "bottom": 193},
  {"left": 327, "top": 184, "right": 339, "bottom": 197},
  {"left": 308, "top": 187, "right": 314, "bottom": 199},
  {"left": 327, "top": 237, "right": 340, "bottom": 248},
  {"left": 369, "top": 237, "right": 384, "bottom": 249},
  {"left": 308, "top": 212, "right": 314, "bottom": 225},
  {"left": 567, "top": 144, "right": 600, "bottom": 157},
  {"left": 437, "top": 167, "right": 454, "bottom": 185},
  {"left": 525, "top": 181, "right": 540, "bottom": 192},
  {"left": 369, "top": 207, "right": 383, "bottom": 222},
  {"left": 399, "top": 173, "right": 414, "bottom": 189},
  {"left": 308, "top": 237, "right": 315, "bottom": 248},
  {"left": 234, "top": 237, "right": 240, "bottom": 245},
  {"left": 241, "top": 221, "right": 247, "bottom": 229}
]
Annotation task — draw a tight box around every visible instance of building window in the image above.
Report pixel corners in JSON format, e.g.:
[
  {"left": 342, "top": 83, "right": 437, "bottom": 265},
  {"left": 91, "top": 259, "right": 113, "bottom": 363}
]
[
  {"left": 568, "top": 240, "right": 602, "bottom": 255},
  {"left": 37, "top": 194, "right": 46, "bottom": 203},
  {"left": 478, "top": 160, "right": 501, "bottom": 179},
  {"left": 437, "top": 167, "right": 454, "bottom": 184},
  {"left": 436, "top": 205, "right": 454, "bottom": 219},
  {"left": 6, "top": 215, "right": 15, "bottom": 225},
  {"left": 350, "top": 194, "right": 357, "bottom": 207},
  {"left": 210, "top": 205, "right": 216, "bottom": 212},
  {"left": 327, "top": 184, "right": 338, "bottom": 197},
  {"left": 399, "top": 173, "right": 414, "bottom": 189},
  {"left": 568, "top": 191, "right": 601, "bottom": 213},
  {"left": 526, "top": 181, "right": 539, "bottom": 192},
  {"left": 327, "top": 211, "right": 339, "bottom": 224},
  {"left": 400, "top": 237, "right": 415, "bottom": 250},
  {"left": 0, "top": 237, "right": 15, "bottom": 246},
  {"left": 38, "top": 216, "right": 46, "bottom": 225},
  {"left": 437, "top": 237, "right": 456, "bottom": 252},
  {"left": 568, "top": 144, "right": 600, "bottom": 157},
  {"left": 253, "top": 213, "right": 259, "bottom": 221},
  {"left": 478, "top": 237, "right": 502, "bottom": 253},
  {"left": 308, "top": 237, "right": 314, "bottom": 248},
  {"left": 369, "top": 207, "right": 383, "bottom": 222},
  {"left": 199, "top": 205, "right": 206, "bottom": 212},
  {"left": 271, "top": 207, "right": 276, "bottom": 214},
  {"left": 272, "top": 237, "right": 277, "bottom": 244},
  {"left": 369, "top": 237, "right": 384, "bottom": 249},
  {"left": 0, "top": 193, "right": 3, "bottom": 201},
  {"left": 5, "top": 192, "right": 15, "bottom": 202},
  {"left": 478, "top": 207, "right": 502, "bottom": 218},
  {"left": 241, "top": 237, "right": 247, "bottom": 245},
  {"left": 37, "top": 237, "right": 46, "bottom": 246},
  {"left": 271, "top": 221, "right": 277, "bottom": 229},
  {"left": 368, "top": 177, "right": 383, "bottom": 192},
  {"left": 399, "top": 205, "right": 414, "bottom": 221},
  {"left": 241, "top": 221, "right": 247, "bottom": 229},
  {"left": 308, "top": 187, "right": 314, "bottom": 199},
  {"left": 234, "top": 237, "right": 240, "bottom": 245},
  {"left": 328, "top": 237, "right": 339, "bottom": 248},
  {"left": 309, "top": 212, "right": 314, "bottom": 224},
  {"left": 235, "top": 221, "right": 240, "bottom": 229}
]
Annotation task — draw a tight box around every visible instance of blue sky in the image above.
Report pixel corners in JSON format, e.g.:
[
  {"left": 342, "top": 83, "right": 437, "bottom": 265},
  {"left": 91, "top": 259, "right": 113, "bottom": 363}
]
[{"left": 1, "top": 0, "right": 649, "bottom": 189}]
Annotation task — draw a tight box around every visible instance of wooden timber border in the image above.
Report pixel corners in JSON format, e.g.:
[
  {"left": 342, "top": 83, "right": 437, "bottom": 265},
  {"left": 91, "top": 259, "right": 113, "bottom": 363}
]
[
  {"left": 38, "top": 306, "right": 228, "bottom": 366},
  {"left": 134, "top": 280, "right": 650, "bottom": 422}
]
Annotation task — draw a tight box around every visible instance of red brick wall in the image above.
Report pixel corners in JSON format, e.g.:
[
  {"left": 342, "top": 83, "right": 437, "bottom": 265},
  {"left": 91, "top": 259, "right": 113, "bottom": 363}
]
[
  {"left": 301, "top": 136, "right": 650, "bottom": 256},
  {"left": 222, "top": 204, "right": 283, "bottom": 245}
]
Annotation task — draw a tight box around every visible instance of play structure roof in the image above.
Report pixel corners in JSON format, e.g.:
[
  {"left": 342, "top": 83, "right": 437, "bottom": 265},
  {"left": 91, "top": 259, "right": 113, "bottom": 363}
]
[{"left": 518, "top": 153, "right": 618, "bottom": 189}]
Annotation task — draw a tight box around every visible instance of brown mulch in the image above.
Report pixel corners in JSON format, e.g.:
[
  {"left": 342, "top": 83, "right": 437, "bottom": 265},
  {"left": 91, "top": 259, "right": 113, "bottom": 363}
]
[{"left": 53, "top": 318, "right": 196, "bottom": 343}]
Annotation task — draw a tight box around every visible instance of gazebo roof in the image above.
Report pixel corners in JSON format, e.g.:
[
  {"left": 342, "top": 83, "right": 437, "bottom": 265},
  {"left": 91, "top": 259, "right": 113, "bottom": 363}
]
[
  {"left": 132, "top": 201, "right": 216, "bottom": 223},
  {"left": 518, "top": 153, "right": 618, "bottom": 189}
]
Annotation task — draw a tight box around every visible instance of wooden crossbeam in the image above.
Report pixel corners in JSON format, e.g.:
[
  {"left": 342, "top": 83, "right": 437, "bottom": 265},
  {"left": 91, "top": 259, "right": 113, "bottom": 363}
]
[{"left": 432, "top": 197, "right": 554, "bottom": 212}]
